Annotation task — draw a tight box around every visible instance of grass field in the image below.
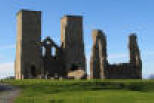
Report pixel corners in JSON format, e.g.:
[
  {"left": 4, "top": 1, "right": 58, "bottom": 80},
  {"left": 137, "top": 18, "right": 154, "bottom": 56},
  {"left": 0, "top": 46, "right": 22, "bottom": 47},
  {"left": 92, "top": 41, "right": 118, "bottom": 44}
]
[{"left": 3, "top": 79, "right": 154, "bottom": 103}]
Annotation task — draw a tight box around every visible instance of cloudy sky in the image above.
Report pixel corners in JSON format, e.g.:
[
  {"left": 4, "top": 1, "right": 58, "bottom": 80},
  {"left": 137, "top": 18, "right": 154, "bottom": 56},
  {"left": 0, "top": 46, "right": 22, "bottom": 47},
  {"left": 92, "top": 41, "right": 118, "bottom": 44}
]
[{"left": 0, "top": 0, "right": 154, "bottom": 78}]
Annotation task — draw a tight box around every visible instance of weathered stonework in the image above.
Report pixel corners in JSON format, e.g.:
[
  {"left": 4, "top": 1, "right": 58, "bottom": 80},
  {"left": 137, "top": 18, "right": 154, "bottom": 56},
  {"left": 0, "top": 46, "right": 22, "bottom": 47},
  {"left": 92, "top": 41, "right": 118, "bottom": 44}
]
[
  {"left": 90, "top": 30, "right": 142, "bottom": 79},
  {"left": 90, "top": 30, "right": 108, "bottom": 79},
  {"left": 15, "top": 10, "right": 142, "bottom": 80},
  {"left": 129, "top": 34, "right": 142, "bottom": 78},
  {"left": 41, "top": 37, "right": 66, "bottom": 78},
  {"left": 60, "top": 16, "right": 86, "bottom": 77},
  {"left": 15, "top": 10, "right": 44, "bottom": 79},
  {"left": 15, "top": 10, "right": 86, "bottom": 79}
]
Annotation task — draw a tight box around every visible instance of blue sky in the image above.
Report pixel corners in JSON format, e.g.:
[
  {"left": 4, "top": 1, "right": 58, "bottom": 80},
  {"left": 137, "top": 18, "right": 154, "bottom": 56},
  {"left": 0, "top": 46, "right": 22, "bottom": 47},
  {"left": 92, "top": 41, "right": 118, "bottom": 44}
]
[{"left": 0, "top": 0, "right": 154, "bottom": 78}]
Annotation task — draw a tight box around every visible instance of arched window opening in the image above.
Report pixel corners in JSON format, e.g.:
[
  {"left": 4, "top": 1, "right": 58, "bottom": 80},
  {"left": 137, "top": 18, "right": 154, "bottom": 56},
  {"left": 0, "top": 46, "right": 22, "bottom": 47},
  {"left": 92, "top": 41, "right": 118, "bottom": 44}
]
[
  {"left": 42, "top": 47, "right": 46, "bottom": 57},
  {"left": 51, "top": 47, "right": 56, "bottom": 56}
]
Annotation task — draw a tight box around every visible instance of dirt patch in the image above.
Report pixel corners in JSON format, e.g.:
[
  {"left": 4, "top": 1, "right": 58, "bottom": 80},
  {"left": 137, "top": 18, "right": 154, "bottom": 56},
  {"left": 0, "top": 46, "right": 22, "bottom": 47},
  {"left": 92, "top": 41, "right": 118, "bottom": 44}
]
[{"left": 0, "top": 84, "right": 20, "bottom": 103}]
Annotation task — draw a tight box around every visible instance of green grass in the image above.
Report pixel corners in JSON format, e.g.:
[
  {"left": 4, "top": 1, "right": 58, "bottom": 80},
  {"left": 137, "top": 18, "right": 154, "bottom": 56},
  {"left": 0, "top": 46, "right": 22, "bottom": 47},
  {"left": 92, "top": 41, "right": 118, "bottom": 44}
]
[{"left": 3, "top": 79, "right": 154, "bottom": 103}]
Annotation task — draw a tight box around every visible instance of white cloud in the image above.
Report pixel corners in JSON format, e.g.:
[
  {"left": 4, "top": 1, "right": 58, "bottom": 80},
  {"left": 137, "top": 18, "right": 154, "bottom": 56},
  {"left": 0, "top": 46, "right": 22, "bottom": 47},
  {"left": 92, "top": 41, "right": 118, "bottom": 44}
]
[{"left": 0, "top": 62, "right": 14, "bottom": 78}]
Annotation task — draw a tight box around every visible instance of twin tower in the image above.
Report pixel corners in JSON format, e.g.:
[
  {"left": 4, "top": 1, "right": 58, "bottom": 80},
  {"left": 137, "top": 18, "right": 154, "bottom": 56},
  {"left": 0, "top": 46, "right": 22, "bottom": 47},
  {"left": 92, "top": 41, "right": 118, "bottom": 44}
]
[
  {"left": 15, "top": 10, "right": 86, "bottom": 79},
  {"left": 15, "top": 10, "right": 142, "bottom": 79}
]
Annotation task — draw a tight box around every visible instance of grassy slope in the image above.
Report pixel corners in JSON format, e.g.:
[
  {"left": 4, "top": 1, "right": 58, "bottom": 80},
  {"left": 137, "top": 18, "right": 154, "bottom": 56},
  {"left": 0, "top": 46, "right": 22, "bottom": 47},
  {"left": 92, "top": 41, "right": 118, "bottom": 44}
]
[{"left": 3, "top": 79, "right": 154, "bottom": 103}]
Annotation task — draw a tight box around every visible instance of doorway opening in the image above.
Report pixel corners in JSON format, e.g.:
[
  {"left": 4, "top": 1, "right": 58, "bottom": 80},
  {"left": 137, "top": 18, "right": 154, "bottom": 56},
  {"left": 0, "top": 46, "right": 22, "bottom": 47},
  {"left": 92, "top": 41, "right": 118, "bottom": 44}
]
[{"left": 30, "top": 65, "right": 37, "bottom": 77}]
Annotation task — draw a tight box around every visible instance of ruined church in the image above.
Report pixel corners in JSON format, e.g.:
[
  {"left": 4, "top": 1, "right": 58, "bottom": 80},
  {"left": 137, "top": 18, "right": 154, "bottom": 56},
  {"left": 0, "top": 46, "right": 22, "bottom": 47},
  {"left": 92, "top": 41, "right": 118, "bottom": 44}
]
[
  {"left": 15, "top": 10, "right": 142, "bottom": 79},
  {"left": 15, "top": 10, "right": 86, "bottom": 79}
]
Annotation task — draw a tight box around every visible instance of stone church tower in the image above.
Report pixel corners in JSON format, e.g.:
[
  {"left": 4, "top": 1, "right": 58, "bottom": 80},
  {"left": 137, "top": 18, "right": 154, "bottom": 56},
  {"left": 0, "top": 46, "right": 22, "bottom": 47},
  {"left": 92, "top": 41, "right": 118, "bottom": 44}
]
[
  {"left": 60, "top": 16, "right": 86, "bottom": 73},
  {"left": 15, "top": 10, "right": 43, "bottom": 79}
]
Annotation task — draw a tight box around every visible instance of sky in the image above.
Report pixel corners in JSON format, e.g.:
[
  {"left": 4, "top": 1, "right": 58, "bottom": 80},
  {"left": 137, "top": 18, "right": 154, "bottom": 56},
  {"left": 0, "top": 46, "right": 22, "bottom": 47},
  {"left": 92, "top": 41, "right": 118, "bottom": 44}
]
[{"left": 0, "top": 0, "right": 154, "bottom": 79}]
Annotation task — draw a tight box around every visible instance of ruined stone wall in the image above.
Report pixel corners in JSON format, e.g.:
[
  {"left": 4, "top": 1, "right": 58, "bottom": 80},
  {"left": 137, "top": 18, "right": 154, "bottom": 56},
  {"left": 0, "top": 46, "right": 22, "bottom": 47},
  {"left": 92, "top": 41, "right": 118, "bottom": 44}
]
[
  {"left": 106, "top": 63, "right": 140, "bottom": 79},
  {"left": 42, "top": 37, "right": 66, "bottom": 78},
  {"left": 129, "top": 34, "right": 142, "bottom": 78},
  {"left": 15, "top": 10, "right": 87, "bottom": 79},
  {"left": 90, "top": 30, "right": 142, "bottom": 79},
  {"left": 15, "top": 10, "right": 142, "bottom": 80},
  {"left": 90, "top": 30, "right": 108, "bottom": 79}
]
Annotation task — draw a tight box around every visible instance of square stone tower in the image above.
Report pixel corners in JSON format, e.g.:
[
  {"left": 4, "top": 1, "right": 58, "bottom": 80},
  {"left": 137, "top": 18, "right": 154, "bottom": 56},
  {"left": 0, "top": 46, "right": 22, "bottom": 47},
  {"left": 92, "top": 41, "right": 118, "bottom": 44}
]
[
  {"left": 15, "top": 10, "right": 43, "bottom": 79},
  {"left": 60, "top": 15, "right": 86, "bottom": 73}
]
